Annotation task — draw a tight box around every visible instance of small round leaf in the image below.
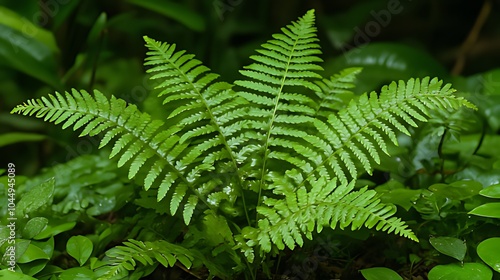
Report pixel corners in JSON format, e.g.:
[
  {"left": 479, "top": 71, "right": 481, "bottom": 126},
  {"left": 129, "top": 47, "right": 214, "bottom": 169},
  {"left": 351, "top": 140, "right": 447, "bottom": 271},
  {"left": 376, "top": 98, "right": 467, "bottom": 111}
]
[
  {"left": 477, "top": 237, "right": 500, "bottom": 272},
  {"left": 66, "top": 235, "right": 93, "bottom": 266}
]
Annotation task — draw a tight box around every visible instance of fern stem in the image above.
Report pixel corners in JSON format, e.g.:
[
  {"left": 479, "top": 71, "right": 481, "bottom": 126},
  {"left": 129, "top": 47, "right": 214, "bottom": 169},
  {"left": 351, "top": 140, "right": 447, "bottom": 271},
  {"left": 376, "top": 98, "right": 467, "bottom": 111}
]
[
  {"left": 471, "top": 118, "right": 486, "bottom": 156},
  {"left": 255, "top": 25, "right": 300, "bottom": 219}
]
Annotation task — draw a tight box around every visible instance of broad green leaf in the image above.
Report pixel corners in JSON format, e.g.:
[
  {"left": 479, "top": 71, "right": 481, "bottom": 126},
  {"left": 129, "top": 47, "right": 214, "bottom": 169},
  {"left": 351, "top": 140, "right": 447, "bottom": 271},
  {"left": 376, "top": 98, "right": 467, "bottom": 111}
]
[
  {"left": 14, "top": 239, "right": 31, "bottom": 259},
  {"left": 477, "top": 237, "right": 500, "bottom": 273},
  {"left": 429, "top": 236, "right": 466, "bottom": 262},
  {"left": 17, "top": 243, "right": 50, "bottom": 263},
  {"left": 449, "top": 162, "right": 500, "bottom": 192},
  {"left": 0, "top": 23, "right": 60, "bottom": 88},
  {"left": 0, "top": 132, "right": 46, "bottom": 148},
  {"left": 383, "top": 188, "right": 423, "bottom": 211},
  {"left": 0, "top": 225, "right": 10, "bottom": 247},
  {"left": 86, "top": 12, "right": 107, "bottom": 46},
  {"left": 376, "top": 180, "right": 422, "bottom": 211},
  {"left": 86, "top": 196, "right": 117, "bottom": 216},
  {"left": 479, "top": 184, "right": 500, "bottom": 199},
  {"left": 16, "top": 178, "right": 55, "bottom": 216},
  {"left": 126, "top": 0, "right": 205, "bottom": 31},
  {"left": 36, "top": 264, "right": 63, "bottom": 276},
  {"left": 428, "top": 263, "right": 492, "bottom": 280},
  {"left": 22, "top": 217, "right": 48, "bottom": 239},
  {"left": 360, "top": 267, "right": 403, "bottom": 280},
  {"left": 34, "top": 221, "right": 76, "bottom": 239},
  {"left": 0, "top": 6, "right": 58, "bottom": 51},
  {"left": 0, "top": 270, "right": 37, "bottom": 279},
  {"left": 58, "top": 267, "right": 95, "bottom": 280},
  {"left": 429, "top": 180, "right": 482, "bottom": 200},
  {"left": 32, "top": 237, "right": 54, "bottom": 260},
  {"left": 469, "top": 203, "right": 500, "bottom": 218},
  {"left": 67, "top": 235, "right": 93, "bottom": 266},
  {"left": 412, "top": 190, "right": 448, "bottom": 220},
  {"left": 18, "top": 259, "right": 48, "bottom": 276}
]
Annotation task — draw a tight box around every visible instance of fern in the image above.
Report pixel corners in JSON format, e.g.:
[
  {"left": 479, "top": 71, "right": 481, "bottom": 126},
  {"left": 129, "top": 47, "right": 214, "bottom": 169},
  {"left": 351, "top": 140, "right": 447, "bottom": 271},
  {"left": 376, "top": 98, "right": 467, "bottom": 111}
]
[
  {"left": 313, "top": 67, "right": 361, "bottom": 117},
  {"left": 96, "top": 239, "right": 223, "bottom": 280},
  {"left": 235, "top": 179, "right": 417, "bottom": 262},
  {"left": 11, "top": 9, "right": 476, "bottom": 277},
  {"left": 11, "top": 89, "right": 207, "bottom": 224}
]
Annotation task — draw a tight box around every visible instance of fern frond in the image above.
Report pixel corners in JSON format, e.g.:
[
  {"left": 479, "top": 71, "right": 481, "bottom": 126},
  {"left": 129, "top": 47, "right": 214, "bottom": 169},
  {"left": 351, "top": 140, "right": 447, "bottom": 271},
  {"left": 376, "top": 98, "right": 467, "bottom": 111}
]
[
  {"left": 11, "top": 90, "right": 203, "bottom": 224},
  {"left": 96, "top": 239, "right": 195, "bottom": 280},
  {"left": 234, "top": 9, "right": 322, "bottom": 117},
  {"left": 144, "top": 36, "right": 251, "bottom": 218},
  {"left": 235, "top": 179, "right": 418, "bottom": 260},
  {"left": 307, "top": 77, "right": 476, "bottom": 185},
  {"left": 313, "top": 67, "right": 361, "bottom": 117},
  {"left": 234, "top": 77, "right": 475, "bottom": 262},
  {"left": 11, "top": 10, "right": 478, "bottom": 277},
  {"left": 96, "top": 238, "right": 233, "bottom": 279},
  {"left": 231, "top": 10, "right": 325, "bottom": 202}
]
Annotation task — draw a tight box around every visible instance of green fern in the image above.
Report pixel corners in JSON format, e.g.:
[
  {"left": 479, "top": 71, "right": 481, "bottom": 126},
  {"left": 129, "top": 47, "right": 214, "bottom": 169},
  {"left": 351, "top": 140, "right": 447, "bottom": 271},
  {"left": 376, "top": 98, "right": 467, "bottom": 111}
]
[
  {"left": 11, "top": 89, "right": 205, "bottom": 224},
  {"left": 96, "top": 239, "right": 219, "bottom": 280},
  {"left": 11, "top": 9, "right": 476, "bottom": 275}
]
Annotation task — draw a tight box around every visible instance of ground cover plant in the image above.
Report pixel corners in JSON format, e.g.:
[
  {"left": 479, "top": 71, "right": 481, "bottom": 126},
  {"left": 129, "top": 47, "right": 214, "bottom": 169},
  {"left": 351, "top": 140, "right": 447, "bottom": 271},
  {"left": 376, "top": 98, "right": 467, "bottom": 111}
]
[{"left": 1, "top": 2, "right": 500, "bottom": 279}]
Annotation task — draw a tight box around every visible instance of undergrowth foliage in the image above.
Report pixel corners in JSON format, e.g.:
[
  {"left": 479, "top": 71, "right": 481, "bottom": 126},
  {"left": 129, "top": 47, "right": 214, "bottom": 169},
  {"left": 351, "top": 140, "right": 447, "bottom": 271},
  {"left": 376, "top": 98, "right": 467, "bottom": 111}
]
[{"left": 11, "top": 10, "right": 475, "bottom": 279}]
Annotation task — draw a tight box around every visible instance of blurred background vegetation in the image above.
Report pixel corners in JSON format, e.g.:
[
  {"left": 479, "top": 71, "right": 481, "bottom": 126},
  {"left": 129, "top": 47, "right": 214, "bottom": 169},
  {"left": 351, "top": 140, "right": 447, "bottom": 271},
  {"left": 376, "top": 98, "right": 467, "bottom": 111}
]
[{"left": 1, "top": 0, "right": 499, "bottom": 175}]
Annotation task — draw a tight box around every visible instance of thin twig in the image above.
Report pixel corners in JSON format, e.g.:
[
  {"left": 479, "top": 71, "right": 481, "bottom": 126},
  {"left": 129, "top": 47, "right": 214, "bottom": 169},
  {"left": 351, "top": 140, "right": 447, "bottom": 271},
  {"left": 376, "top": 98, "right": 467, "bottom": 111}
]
[{"left": 452, "top": 0, "right": 492, "bottom": 75}]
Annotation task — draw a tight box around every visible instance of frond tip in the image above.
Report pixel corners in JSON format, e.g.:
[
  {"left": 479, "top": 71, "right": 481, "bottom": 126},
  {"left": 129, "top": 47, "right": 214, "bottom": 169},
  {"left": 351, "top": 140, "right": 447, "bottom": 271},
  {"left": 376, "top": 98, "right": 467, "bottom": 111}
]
[{"left": 308, "top": 77, "right": 477, "bottom": 185}]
